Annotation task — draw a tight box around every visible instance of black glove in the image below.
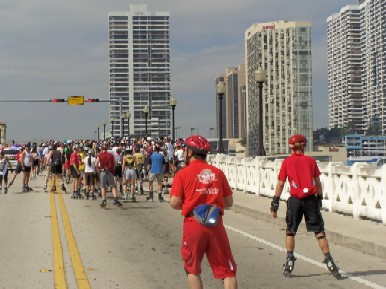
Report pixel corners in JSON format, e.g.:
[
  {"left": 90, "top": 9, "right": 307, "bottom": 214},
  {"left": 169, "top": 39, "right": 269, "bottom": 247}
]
[
  {"left": 270, "top": 196, "right": 280, "bottom": 213},
  {"left": 316, "top": 194, "right": 323, "bottom": 208}
]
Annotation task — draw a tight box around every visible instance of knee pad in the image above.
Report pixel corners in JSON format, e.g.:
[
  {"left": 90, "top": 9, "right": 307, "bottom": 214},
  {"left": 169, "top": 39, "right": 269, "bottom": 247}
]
[
  {"left": 315, "top": 232, "right": 326, "bottom": 240},
  {"left": 286, "top": 230, "right": 296, "bottom": 236}
]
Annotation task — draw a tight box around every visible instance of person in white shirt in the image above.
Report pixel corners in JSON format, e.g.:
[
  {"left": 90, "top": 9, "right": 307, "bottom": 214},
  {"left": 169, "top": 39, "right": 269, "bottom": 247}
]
[
  {"left": 0, "top": 151, "right": 12, "bottom": 194},
  {"left": 174, "top": 142, "right": 185, "bottom": 173},
  {"left": 83, "top": 149, "right": 97, "bottom": 200},
  {"left": 20, "top": 144, "right": 34, "bottom": 192}
]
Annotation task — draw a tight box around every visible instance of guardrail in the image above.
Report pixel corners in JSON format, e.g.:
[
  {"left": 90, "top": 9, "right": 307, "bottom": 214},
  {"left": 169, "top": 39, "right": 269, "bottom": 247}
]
[{"left": 207, "top": 154, "right": 386, "bottom": 224}]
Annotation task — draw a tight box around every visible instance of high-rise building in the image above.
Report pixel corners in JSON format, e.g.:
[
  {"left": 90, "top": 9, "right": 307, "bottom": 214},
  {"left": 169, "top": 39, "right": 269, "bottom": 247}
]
[
  {"left": 215, "top": 65, "right": 247, "bottom": 146},
  {"left": 245, "top": 20, "right": 313, "bottom": 157},
  {"left": 108, "top": 4, "right": 171, "bottom": 138},
  {"left": 236, "top": 64, "right": 247, "bottom": 139},
  {"left": 328, "top": 0, "right": 386, "bottom": 135},
  {"left": 327, "top": 5, "right": 363, "bottom": 133},
  {"left": 360, "top": 0, "right": 386, "bottom": 133}
]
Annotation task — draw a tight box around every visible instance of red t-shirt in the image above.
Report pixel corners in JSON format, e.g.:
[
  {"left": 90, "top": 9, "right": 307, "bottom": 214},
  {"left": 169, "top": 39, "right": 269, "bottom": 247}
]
[
  {"left": 98, "top": 151, "right": 115, "bottom": 173},
  {"left": 70, "top": 152, "right": 80, "bottom": 167},
  {"left": 170, "top": 159, "right": 233, "bottom": 217},
  {"left": 278, "top": 152, "right": 321, "bottom": 199}
]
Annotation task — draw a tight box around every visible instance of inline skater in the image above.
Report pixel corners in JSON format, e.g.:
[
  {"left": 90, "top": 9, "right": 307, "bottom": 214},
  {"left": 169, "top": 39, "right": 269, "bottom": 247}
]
[
  {"left": 133, "top": 145, "right": 145, "bottom": 194},
  {"left": 170, "top": 135, "right": 238, "bottom": 289},
  {"left": 50, "top": 143, "right": 67, "bottom": 192},
  {"left": 113, "top": 147, "right": 124, "bottom": 194},
  {"left": 0, "top": 151, "right": 13, "bottom": 194},
  {"left": 83, "top": 149, "right": 97, "bottom": 200},
  {"left": 271, "top": 134, "right": 341, "bottom": 279},
  {"left": 146, "top": 145, "right": 165, "bottom": 202},
  {"left": 122, "top": 148, "right": 136, "bottom": 201},
  {"left": 95, "top": 144, "right": 122, "bottom": 208},
  {"left": 20, "top": 143, "right": 34, "bottom": 192},
  {"left": 70, "top": 146, "right": 82, "bottom": 198}
]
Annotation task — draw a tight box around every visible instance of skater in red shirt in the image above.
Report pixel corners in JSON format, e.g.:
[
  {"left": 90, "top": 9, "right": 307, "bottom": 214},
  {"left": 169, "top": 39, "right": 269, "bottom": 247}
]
[
  {"left": 271, "top": 134, "right": 341, "bottom": 279},
  {"left": 170, "top": 135, "right": 238, "bottom": 289}
]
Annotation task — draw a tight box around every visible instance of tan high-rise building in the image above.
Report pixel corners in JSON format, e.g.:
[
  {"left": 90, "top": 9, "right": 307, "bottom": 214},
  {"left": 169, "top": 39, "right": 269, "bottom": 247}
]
[{"left": 245, "top": 20, "right": 313, "bottom": 157}]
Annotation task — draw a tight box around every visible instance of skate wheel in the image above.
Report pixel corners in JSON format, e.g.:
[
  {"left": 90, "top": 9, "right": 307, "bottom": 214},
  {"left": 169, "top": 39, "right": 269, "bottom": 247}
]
[{"left": 283, "top": 271, "right": 291, "bottom": 277}]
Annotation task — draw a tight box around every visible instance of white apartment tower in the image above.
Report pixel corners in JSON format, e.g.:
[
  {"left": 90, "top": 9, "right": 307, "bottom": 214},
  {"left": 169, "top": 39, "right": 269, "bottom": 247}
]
[
  {"left": 245, "top": 20, "right": 313, "bottom": 156},
  {"left": 327, "top": 5, "right": 363, "bottom": 133},
  {"left": 108, "top": 4, "right": 171, "bottom": 138},
  {"left": 360, "top": 0, "right": 386, "bottom": 133}
]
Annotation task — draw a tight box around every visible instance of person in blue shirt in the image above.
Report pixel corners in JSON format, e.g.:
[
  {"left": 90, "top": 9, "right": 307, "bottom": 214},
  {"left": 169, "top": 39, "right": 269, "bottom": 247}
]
[{"left": 146, "top": 145, "right": 165, "bottom": 202}]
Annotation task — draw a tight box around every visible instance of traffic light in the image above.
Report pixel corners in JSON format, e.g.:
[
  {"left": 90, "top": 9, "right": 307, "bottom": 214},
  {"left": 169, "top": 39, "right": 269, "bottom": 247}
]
[
  {"left": 52, "top": 98, "right": 66, "bottom": 103},
  {"left": 87, "top": 98, "right": 100, "bottom": 103}
]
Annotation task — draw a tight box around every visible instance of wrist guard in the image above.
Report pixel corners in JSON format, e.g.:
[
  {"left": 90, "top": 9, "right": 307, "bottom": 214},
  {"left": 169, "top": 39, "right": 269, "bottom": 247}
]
[{"left": 270, "top": 196, "right": 280, "bottom": 213}]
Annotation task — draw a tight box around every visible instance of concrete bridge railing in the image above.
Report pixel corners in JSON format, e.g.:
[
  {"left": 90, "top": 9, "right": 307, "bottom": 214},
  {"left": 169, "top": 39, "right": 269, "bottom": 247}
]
[{"left": 207, "top": 154, "right": 386, "bottom": 224}]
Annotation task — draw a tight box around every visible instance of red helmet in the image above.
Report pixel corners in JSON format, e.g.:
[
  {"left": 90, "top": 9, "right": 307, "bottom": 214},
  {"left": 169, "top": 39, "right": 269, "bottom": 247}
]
[
  {"left": 288, "top": 134, "right": 307, "bottom": 150},
  {"left": 185, "top": 135, "right": 211, "bottom": 154}
]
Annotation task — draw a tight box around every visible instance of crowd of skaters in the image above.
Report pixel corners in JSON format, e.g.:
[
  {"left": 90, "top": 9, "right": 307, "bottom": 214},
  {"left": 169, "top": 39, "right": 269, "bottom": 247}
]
[
  {"left": 0, "top": 136, "right": 188, "bottom": 206},
  {"left": 0, "top": 132, "right": 345, "bottom": 288}
]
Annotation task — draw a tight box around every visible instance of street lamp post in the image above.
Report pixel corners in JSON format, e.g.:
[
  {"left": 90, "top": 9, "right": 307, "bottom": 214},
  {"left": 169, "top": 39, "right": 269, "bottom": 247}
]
[
  {"left": 143, "top": 105, "right": 149, "bottom": 137},
  {"left": 255, "top": 66, "right": 266, "bottom": 156},
  {"left": 170, "top": 97, "right": 177, "bottom": 142},
  {"left": 216, "top": 81, "right": 226, "bottom": 153},
  {"left": 124, "top": 111, "right": 131, "bottom": 139},
  {"left": 103, "top": 122, "right": 106, "bottom": 140},
  {"left": 191, "top": 128, "right": 195, "bottom": 135},
  {"left": 97, "top": 125, "right": 100, "bottom": 141},
  {"left": 209, "top": 127, "right": 214, "bottom": 138}
]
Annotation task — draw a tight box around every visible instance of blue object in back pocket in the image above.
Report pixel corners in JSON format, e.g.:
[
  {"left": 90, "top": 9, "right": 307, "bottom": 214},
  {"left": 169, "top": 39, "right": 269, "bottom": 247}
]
[{"left": 193, "top": 204, "right": 221, "bottom": 227}]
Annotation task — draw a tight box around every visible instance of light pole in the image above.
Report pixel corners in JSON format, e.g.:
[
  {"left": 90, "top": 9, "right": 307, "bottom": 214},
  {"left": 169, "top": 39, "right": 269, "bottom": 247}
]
[
  {"left": 124, "top": 111, "right": 131, "bottom": 139},
  {"left": 216, "top": 81, "right": 226, "bottom": 153},
  {"left": 255, "top": 66, "right": 266, "bottom": 156},
  {"left": 143, "top": 105, "right": 149, "bottom": 137},
  {"left": 103, "top": 122, "right": 106, "bottom": 140},
  {"left": 209, "top": 127, "right": 214, "bottom": 138},
  {"left": 170, "top": 97, "right": 177, "bottom": 142},
  {"left": 191, "top": 128, "right": 195, "bottom": 135},
  {"left": 97, "top": 125, "right": 100, "bottom": 141}
]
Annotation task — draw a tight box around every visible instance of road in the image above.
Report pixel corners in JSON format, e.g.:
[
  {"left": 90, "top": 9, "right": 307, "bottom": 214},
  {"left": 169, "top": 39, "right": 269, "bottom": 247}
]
[{"left": 0, "top": 173, "right": 385, "bottom": 289}]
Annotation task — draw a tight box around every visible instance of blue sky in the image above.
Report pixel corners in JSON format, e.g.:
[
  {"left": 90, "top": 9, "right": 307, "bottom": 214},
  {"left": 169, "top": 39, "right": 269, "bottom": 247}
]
[{"left": 0, "top": 0, "right": 354, "bottom": 142}]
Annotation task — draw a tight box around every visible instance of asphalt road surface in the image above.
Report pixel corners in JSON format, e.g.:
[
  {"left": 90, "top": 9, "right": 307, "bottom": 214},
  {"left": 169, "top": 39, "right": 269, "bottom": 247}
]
[{"left": 0, "top": 172, "right": 385, "bottom": 289}]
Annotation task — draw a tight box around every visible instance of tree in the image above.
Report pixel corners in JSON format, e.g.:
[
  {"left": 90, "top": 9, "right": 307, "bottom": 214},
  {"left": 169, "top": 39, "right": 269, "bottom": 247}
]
[{"left": 366, "top": 123, "right": 382, "bottom": 135}]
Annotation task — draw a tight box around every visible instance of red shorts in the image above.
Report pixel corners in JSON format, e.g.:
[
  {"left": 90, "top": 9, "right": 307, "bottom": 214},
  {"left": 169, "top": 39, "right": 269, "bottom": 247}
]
[
  {"left": 181, "top": 216, "right": 237, "bottom": 278},
  {"left": 64, "top": 160, "right": 70, "bottom": 170}
]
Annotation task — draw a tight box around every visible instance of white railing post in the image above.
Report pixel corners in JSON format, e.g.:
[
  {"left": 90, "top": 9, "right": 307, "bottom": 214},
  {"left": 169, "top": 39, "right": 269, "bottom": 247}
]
[
  {"left": 325, "top": 162, "right": 335, "bottom": 212},
  {"left": 380, "top": 166, "right": 386, "bottom": 224},
  {"left": 350, "top": 162, "right": 361, "bottom": 220}
]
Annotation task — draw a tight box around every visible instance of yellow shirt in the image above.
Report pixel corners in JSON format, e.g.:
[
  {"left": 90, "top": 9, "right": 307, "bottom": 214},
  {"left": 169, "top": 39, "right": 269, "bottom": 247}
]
[
  {"left": 133, "top": 152, "right": 145, "bottom": 167},
  {"left": 78, "top": 152, "right": 85, "bottom": 172}
]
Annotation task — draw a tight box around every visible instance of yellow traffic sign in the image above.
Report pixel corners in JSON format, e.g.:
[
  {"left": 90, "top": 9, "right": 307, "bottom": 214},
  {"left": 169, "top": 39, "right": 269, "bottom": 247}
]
[{"left": 68, "top": 96, "right": 84, "bottom": 105}]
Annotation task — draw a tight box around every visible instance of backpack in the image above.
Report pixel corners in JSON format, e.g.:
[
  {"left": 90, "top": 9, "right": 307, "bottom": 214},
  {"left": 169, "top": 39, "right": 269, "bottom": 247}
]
[{"left": 52, "top": 151, "right": 62, "bottom": 166}]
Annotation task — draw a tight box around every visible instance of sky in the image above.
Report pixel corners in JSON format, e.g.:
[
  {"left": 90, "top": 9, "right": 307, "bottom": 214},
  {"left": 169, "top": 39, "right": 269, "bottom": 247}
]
[{"left": 0, "top": 0, "right": 354, "bottom": 143}]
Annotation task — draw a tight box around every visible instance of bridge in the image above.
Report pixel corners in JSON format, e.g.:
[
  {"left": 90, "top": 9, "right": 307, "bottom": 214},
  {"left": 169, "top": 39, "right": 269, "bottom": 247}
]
[{"left": 208, "top": 154, "right": 386, "bottom": 224}]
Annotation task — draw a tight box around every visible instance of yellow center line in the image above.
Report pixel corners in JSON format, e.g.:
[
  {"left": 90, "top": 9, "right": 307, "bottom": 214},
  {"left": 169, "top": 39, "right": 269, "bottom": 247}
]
[
  {"left": 50, "top": 183, "right": 67, "bottom": 289},
  {"left": 57, "top": 184, "right": 91, "bottom": 289}
]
